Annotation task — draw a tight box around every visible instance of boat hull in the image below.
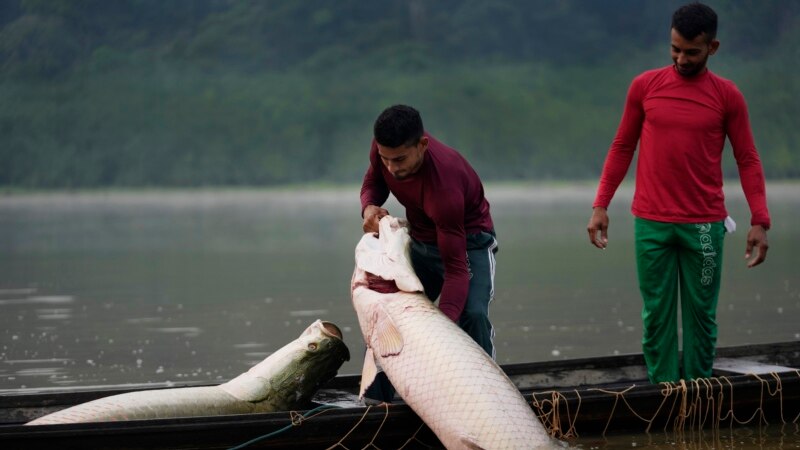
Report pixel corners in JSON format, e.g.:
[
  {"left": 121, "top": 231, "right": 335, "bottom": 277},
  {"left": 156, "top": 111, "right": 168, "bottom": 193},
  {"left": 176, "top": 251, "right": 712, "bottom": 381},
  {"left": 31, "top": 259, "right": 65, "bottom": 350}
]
[{"left": 2, "top": 341, "right": 799, "bottom": 449}]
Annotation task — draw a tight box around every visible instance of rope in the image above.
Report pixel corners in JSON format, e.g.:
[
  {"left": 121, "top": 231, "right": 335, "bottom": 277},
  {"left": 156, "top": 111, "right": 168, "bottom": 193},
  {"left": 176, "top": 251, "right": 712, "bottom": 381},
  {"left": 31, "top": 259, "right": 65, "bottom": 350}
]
[
  {"left": 230, "top": 369, "right": 800, "bottom": 448},
  {"left": 325, "top": 403, "right": 436, "bottom": 450},
  {"left": 529, "top": 370, "right": 800, "bottom": 438},
  {"left": 227, "top": 404, "right": 342, "bottom": 450},
  {"left": 530, "top": 389, "right": 581, "bottom": 438},
  {"left": 325, "top": 403, "right": 390, "bottom": 450}
]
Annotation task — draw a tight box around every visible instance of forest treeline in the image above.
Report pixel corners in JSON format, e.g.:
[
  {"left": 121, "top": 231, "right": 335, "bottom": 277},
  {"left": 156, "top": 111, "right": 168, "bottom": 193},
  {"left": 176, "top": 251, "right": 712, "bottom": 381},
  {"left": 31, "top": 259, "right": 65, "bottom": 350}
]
[{"left": 1, "top": 0, "right": 798, "bottom": 188}]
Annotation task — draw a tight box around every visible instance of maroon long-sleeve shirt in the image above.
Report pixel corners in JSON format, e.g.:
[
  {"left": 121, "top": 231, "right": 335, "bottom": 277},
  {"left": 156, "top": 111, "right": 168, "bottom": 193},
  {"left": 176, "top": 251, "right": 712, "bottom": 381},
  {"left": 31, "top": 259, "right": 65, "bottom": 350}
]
[
  {"left": 594, "top": 66, "right": 770, "bottom": 228},
  {"left": 360, "top": 133, "right": 494, "bottom": 321}
]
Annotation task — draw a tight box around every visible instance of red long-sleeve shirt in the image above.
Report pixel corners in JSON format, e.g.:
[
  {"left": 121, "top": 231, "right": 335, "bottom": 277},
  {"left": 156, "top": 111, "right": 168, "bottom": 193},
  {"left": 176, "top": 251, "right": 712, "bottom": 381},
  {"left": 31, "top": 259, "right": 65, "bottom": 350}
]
[
  {"left": 360, "top": 133, "right": 494, "bottom": 321},
  {"left": 594, "top": 66, "right": 770, "bottom": 228}
]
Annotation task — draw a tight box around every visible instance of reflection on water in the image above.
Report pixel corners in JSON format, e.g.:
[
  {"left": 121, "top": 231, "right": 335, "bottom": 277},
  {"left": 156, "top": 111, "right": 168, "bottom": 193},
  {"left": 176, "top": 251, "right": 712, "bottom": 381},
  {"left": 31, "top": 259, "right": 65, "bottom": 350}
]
[
  {"left": 0, "top": 295, "right": 73, "bottom": 305},
  {"left": 1, "top": 185, "right": 798, "bottom": 387},
  {"left": 289, "top": 309, "right": 329, "bottom": 317},
  {"left": 35, "top": 308, "right": 72, "bottom": 320},
  {"left": 149, "top": 327, "right": 203, "bottom": 337}
]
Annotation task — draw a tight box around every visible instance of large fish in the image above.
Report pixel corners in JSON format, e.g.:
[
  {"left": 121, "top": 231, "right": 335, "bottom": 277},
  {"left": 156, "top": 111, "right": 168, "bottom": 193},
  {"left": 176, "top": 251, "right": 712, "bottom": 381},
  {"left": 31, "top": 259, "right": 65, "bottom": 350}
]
[
  {"left": 351, "top": 216, "right": 556, "bottom": 449},
  {"left": 26, "top": 320, "right": 350, "bottom": 425}
]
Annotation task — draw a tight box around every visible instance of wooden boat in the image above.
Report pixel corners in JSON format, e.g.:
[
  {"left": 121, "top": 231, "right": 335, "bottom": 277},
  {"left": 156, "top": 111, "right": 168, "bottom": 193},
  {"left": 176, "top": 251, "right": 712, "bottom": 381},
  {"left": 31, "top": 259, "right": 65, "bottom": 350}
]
[{"left": 1, "top": 341, "right": 798, "bottom": 449}]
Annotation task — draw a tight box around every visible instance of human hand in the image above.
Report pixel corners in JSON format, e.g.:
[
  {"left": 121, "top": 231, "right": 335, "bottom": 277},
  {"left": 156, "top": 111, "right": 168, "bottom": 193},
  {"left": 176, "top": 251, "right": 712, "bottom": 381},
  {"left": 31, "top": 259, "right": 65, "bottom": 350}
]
[
  {"left": 745, "top": 225, "right": 769, "bottom": 268},
  {"left": 587, "top": 207, "right": 609, "bottom": 249},
  {"left": 362, "top": 205, "right": 389, "bottom": 234}
]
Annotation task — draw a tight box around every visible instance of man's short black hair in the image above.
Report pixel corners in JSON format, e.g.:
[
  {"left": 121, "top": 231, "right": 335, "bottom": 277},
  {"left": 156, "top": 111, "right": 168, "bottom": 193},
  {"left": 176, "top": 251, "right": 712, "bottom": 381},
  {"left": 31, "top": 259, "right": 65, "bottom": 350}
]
[
  {"left": 374, "top": 105, "right": 424, "bottom": 148},
  {"left": 672, "top": 2, "right": 718, "bottom": 41}
]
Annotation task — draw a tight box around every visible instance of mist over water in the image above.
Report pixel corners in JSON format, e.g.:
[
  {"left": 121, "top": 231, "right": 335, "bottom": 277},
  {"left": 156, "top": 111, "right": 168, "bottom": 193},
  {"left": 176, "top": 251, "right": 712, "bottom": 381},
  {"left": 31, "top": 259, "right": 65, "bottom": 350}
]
[{"left": 1, "top": 183, "right": 798, "bottom": 392}]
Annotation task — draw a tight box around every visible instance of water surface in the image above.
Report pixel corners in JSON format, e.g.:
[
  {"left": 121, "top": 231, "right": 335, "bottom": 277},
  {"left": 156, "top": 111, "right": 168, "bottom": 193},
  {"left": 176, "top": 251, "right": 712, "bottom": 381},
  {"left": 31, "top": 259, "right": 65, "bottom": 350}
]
[{"left": 1, "top": 183, "right": 797, "bottom": 391}]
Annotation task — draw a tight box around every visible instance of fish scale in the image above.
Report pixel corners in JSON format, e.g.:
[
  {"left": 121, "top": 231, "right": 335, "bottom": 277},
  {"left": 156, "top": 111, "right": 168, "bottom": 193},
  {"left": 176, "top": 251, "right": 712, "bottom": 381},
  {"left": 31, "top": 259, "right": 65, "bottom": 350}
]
[{"left": 352, "top": 216, "right": 557, "bottom": 449}]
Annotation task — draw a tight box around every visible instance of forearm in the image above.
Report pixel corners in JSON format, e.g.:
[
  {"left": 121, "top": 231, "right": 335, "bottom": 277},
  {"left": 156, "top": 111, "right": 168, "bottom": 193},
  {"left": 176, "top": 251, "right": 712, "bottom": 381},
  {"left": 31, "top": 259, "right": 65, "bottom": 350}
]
[
  {"left": 436, "top": 228, "right": 470, "bottom": 322},
  {"left": 360, "top": 167, "right": 389, "bottom": 215},
  {"left": 737, "top": 163, "right": 770, "bottom": 228},
  {"left": 438, "top": 274, "right": 470, "bottom": 322}
]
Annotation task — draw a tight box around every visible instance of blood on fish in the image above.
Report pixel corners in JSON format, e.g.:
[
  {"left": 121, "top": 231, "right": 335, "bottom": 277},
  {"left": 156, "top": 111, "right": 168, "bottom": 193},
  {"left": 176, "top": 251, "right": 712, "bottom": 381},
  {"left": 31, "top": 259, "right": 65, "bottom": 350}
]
[{"left": 366, "top": 272, "right": 399, "bottom": 294}]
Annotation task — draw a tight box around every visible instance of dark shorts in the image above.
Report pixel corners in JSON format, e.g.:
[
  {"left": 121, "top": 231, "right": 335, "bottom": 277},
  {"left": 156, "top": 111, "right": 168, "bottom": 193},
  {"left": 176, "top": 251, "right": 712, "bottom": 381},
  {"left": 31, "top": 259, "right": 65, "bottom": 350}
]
[{"left": 410, "top": 230, "right": 498, "bottom": 358}]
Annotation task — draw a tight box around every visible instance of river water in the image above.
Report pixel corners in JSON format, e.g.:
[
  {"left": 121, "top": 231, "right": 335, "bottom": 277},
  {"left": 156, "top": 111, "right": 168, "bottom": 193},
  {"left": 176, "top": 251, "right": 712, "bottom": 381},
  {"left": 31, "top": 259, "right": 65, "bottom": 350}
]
[{"left": 1, "top": 183, "right": 798, "bottom": 447}]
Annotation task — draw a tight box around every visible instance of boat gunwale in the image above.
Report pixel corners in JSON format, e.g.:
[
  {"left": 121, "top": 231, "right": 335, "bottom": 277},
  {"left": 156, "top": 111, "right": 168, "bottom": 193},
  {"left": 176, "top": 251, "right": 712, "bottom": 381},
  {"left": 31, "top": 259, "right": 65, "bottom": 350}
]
[{"left": 0, "top": 340, "right": 797, "bottom": 448}]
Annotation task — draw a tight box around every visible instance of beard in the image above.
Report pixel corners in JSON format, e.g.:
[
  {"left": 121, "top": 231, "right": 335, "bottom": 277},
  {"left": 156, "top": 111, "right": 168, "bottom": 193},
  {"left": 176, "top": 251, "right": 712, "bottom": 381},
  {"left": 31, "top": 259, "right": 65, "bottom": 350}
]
[{"left": 674, "top": 57, "right": 708, "bottom": 77}]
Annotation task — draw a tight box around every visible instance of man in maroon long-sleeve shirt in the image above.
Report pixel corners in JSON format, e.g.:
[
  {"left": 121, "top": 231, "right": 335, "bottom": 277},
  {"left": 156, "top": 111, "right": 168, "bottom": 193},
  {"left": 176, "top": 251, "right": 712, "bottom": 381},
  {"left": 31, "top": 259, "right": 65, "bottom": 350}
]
[
  {"left": 587, "top": 3, "right": 770, "bottom": 383},
  {"left": 360, "top": 105, "right": 498, "bottom": 401}
]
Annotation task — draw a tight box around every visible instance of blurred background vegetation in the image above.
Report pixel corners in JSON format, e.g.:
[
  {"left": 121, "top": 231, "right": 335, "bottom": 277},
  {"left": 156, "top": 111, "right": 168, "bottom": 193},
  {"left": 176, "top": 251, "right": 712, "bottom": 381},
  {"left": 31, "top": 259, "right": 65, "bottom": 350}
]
[{"left": 1, "top": 0, "right": 797, "bottom": 189}]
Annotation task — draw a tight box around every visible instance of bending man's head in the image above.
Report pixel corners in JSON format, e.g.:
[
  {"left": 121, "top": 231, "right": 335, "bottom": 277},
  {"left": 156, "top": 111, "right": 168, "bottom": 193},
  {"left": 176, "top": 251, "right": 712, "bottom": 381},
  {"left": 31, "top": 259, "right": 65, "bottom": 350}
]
[
  {"left": 373, "top": 105, "right": 428, "bottom": 181},
  {"left": 374, "top": 105, "right": 424, "bottom": 148}
]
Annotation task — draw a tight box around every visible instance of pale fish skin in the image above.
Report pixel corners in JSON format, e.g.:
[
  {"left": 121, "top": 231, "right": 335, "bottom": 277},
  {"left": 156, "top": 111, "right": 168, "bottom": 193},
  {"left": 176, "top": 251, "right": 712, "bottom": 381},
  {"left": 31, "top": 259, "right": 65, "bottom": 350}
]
[
  {"left": 26, "top": 320, "right": 350, "bottom": 425},
  {"left": 351, "top": 216, "right": 557, "bottom": 450}
]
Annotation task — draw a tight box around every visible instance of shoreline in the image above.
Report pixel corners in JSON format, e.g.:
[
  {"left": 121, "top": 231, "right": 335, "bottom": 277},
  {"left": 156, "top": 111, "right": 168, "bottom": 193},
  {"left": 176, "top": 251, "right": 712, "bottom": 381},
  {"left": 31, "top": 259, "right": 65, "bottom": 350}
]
[{"left": 0, "top": 179, "right": 797, "bottom": 204}]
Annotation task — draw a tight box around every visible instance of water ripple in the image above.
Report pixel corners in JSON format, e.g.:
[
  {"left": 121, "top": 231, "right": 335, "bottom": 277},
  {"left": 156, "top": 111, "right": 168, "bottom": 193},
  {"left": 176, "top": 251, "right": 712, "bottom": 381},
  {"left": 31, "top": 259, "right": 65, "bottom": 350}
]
[
  {"left": 14, "top": 367, "right": 66, "bottom": 377},
  {"left": 35, "top": 308, "right": 73, "bottom": 320},
  {"left": 125, "top": 317, "right": 164, "bottom": 324},
  {"left": 3, "top": 359, "right": 72, "bottom": 364},
  {"left": 148, "top": 327, "right": 202, "bottom": 337},
  {"left": 0, "top": 295, "right": 74, "bottom": 306},
  {"left": 288, "top": 309, "right": 329, "bottom": 317},
  {"left": 233, "top": 342, "right": 266, "bottom": 349}
]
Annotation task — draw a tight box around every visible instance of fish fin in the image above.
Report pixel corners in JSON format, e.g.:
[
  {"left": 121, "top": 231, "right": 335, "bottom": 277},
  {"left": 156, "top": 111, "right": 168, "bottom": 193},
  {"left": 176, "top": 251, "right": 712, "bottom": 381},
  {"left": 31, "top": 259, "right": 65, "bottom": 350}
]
[
  {"left": 358, "top": 348, "right": 378, "bottom": 400},
  {"left": 371, "top": 304, "right": 404, "bottom": 357}
]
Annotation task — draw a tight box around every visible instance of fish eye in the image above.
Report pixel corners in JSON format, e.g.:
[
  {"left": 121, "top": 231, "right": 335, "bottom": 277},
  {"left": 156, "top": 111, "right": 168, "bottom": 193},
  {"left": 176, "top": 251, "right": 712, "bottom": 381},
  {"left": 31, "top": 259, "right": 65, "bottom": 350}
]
[{"left": 307, "top": 343, "right": 318, "bottom": 351}]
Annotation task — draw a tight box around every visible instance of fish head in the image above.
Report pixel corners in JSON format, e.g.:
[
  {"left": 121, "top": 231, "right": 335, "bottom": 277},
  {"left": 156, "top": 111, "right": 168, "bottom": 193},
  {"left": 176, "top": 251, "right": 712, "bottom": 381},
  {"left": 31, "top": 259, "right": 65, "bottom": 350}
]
[
  {"left": 225, "top": 320, "right": 349, "bottom": 409},
  {"left": 378, "top": 216, "right": 412, "bottom": 261},
  {"left": 275, "top": 320, "right": 350, "bottom": 407},
  {"left": 294, "top": 320, "right": 351, "bottom": 384},
  {"left": 352, "top": 216, "right": 424, "bottom": 294}
]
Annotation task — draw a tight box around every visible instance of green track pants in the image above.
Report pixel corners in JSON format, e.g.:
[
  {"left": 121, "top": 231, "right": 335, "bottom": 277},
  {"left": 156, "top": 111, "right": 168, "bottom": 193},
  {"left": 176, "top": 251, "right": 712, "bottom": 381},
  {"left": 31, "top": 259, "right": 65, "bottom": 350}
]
[{"left": 635, "top": 218, "right": 725, "bottom": 383}]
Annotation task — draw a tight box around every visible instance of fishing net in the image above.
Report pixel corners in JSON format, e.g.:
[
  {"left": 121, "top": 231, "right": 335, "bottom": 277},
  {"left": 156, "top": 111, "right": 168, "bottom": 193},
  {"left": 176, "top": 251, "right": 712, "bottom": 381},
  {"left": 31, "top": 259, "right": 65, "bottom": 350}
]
[
  {"left": 530, "top": 369, "right": 800, "bottom": 439},
  {"left": 229, "top": 370, "right": 799, "bottom": 449}
]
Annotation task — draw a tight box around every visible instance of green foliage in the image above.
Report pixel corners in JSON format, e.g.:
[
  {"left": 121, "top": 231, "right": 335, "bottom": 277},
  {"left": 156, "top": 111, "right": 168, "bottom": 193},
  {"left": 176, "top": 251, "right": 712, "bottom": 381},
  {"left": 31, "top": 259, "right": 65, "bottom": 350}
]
[
  {"left": 0, "top": 14, "right": 79, "bottom": 77},
  {"left": 0, "top": 0, "right": 797, "bottom": 187}
]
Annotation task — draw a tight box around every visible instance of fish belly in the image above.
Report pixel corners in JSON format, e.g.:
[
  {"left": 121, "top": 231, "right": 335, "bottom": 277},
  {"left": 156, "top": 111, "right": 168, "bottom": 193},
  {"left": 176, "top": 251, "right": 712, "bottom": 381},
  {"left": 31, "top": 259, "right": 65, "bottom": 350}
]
[
  {"left": 375, "top": 295, "right": 553, "bottom": 449},
  {"left": 26, "top": 386, "right": 256, "bottom": 425}
]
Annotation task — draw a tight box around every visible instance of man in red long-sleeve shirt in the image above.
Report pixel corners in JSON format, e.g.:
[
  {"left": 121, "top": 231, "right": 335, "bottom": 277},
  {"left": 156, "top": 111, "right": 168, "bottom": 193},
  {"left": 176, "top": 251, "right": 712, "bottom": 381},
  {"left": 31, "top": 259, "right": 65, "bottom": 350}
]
[
  {"left": 587, "top": 3, "right": 770, "bottom": 383},
  {"left": 360, "top": 104, "right": 498, "bottom": 401}
]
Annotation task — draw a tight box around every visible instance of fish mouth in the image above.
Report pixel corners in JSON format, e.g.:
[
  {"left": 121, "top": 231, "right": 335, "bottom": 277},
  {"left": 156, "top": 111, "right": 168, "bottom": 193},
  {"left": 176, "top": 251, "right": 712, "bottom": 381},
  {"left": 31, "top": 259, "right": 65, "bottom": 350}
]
[
  {"left": 316, "top": 321, "right": 351, "bottom": 364},
  {"left": 302, "top": 321, "right": 350, "bottom": 364},
  {"left": 318, "top": 321, "right": 343, "bottom": 340}
]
